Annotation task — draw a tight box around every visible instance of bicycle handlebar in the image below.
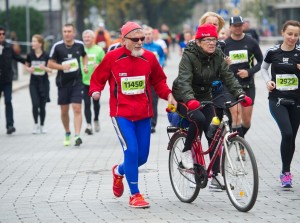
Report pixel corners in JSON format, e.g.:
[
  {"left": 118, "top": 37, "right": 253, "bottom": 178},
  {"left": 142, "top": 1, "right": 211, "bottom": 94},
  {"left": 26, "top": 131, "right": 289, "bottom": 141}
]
[{"left": 201, "top": 95, "right": 246, "bottom": 110}]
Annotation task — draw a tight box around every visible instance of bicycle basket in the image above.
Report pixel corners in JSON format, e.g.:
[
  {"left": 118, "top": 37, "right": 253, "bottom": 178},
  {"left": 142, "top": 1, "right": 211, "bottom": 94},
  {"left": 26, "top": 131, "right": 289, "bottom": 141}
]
[{"left": 167, "top": 112, "right": 190, "bottom": 128}]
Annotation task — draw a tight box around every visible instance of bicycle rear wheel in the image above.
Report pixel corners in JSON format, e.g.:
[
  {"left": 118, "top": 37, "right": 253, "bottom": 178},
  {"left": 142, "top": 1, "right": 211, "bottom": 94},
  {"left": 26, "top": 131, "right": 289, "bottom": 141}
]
[
  {"left": 168, "top": 132, "right": 200, "bottom": 203},
  {"left": 222, "top": 136, "right": 259, "bottom": 212}
]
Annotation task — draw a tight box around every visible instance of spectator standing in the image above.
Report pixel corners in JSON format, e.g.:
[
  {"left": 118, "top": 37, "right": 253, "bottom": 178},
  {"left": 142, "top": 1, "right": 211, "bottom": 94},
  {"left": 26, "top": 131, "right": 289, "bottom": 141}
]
[
  {"left": 81, "top": 29, "right": 105, "bottom": 134},
  {"left": 25, "top": 34, "right": 52, "bottom": 134},
  {"left": 0, "top": 26, "right": 26, "bottom": 134},
  {"left": 48, "top": 23, "right": 88, "bottom": 146},
  {"left": 89, "top": 21, "right": 177, "bottom": 208}
]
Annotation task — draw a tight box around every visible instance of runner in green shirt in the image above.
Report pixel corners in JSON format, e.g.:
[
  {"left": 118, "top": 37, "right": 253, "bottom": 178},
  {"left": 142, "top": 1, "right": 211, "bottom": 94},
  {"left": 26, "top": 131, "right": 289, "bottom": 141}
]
[{"left": 81, "top": 29, "right": 105, "bottom": 134}]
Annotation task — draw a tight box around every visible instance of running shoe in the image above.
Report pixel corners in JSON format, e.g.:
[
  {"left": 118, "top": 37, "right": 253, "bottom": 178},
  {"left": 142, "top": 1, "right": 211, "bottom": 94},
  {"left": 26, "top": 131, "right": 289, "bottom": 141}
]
[
  {"left": 63, "top": 133, "right": 71, "bottom": 146},
  {"left": 280, "top": 172, "right": 293, "bottom": 188},
  {"left": 32, "top": 124, "right": 40, "bottom": 134},
  {"left": 129, "top": 193, "right": 150, "bottom": 208},
  {"left": 7, "top": 126, "right": 16, "bottom": 135},
  {"left": 74, "top": 136, "right": 83, "bottom": 146},
  {"left": 40, "top": 126, "right": 47, "bottom": 134},
  {"left": 112, "top": 165, "right": 124, "bottom": 197},
  {"left": 209, "top": 174, "right": 224, "bottom": 191},
  {"left": 180, "top": 150, "right": 193, "bottom": 169},
  {"left": 94, "top": 120, "right": 100, "bottom": 132},
  {"left": 85, "top": 127, "right": 93, "bottom": 135}
]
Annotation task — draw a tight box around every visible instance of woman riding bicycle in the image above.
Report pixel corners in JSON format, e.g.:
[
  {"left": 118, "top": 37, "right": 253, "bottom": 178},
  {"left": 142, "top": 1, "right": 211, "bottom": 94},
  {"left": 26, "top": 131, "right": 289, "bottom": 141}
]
[{"left": 172, "top": 24, "right": 251, "bottom": 188}]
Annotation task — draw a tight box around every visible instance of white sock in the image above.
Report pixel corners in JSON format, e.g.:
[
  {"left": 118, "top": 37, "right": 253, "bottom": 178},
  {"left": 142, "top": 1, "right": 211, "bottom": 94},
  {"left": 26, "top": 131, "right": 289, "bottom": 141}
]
[{"left": 114, "top": 165, "right": 122, "bottom": 176}]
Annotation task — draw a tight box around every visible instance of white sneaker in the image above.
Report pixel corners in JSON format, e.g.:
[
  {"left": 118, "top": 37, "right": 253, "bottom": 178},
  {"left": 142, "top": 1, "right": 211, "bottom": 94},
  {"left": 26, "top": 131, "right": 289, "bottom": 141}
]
[
  {"left": 94, "top": 120, "right": 100, "bottom": 132},
  {"left": 32, "top": 124, "right": 40, "bottom": 134},
  {"left": 180, "top": 150, "right": 194, "bottom": 169},
  {"left": 40, "top": 126, "right": 47, "bottom": 134},
  {"left": 209, "top": 174, "right": 224, "bottom": 191}
]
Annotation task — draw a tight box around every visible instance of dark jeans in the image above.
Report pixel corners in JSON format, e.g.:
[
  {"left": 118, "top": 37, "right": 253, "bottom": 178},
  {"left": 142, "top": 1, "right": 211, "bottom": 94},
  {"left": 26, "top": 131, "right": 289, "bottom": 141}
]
[
  {"left": 83, "top": 85, "right": 100, "bottom": 124},
  {"left": 0, "top": 82, "right": 14, "bottom": 128},
  {"left": 151, "top": 86, "right": 159, "bottom": 128}
]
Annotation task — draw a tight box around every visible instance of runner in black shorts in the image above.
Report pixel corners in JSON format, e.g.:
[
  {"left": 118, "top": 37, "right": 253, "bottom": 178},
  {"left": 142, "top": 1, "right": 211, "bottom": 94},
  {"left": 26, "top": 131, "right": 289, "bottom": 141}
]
[
  {"left": 48, "top": 23, "right": 88, "bottom": 147},
  {"left": 224, "top": 16, "right": 263, "bottom": 139}
]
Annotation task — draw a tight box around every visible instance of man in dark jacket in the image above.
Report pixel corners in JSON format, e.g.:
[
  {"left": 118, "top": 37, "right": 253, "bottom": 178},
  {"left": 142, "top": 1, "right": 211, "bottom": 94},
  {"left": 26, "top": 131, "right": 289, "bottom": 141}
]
[{"left": 0, "top": 26, "right": 26, "bottom": 134}]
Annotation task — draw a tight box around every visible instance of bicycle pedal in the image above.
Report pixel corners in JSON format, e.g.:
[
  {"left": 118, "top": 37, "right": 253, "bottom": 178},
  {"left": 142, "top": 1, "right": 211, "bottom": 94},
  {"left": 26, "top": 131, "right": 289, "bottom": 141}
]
[{"left": 194, "top": 164, "right": 208, "bottom": 188}]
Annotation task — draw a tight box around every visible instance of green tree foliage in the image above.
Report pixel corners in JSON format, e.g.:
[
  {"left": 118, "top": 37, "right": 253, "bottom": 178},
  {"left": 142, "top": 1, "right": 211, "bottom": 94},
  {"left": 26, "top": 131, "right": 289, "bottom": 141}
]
[
  {"left": 0, "top": 6, "right": 44, "bottom": 42},
  {"left": 75, "top": 0, "right": 199, "bottom": 31}
]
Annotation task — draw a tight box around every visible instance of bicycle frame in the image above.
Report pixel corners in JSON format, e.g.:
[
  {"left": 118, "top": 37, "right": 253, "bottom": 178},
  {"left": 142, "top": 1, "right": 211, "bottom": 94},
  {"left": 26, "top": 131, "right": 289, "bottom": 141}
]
[{"left": 192, "top": 113, "right": 238, "bottom": 179}]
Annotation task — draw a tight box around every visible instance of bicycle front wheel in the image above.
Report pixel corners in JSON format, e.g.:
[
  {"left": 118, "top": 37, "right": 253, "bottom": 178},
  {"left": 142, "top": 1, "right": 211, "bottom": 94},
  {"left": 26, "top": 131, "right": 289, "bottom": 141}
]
[
  {"left": 222, "top": 136, "right": 259, "bottom": 212},
  {"left": 168, "top": 132, "right": 200, "bottom": 203}
]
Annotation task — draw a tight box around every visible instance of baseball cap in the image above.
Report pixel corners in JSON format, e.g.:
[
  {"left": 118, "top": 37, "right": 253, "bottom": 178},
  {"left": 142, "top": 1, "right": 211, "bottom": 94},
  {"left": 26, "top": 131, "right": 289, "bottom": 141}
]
[{"left": 229, "top": 16, "right": 244, "bottom": 26}]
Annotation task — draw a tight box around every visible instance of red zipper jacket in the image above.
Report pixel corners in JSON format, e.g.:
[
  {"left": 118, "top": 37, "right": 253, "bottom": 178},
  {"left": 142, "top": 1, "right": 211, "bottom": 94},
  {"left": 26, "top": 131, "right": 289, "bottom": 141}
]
[{"left": 89, "top": 46, "right": 171, "bottom": 121}]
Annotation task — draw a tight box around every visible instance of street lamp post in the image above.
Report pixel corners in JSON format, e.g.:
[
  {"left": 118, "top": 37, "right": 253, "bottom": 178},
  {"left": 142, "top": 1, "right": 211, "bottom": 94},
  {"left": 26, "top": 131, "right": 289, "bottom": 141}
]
[
  {"left": 5, "top": 0, "right": 10, "bottom": 35},
  {"left": 26, "top": 0, "right": 30, "bottom": 53}
]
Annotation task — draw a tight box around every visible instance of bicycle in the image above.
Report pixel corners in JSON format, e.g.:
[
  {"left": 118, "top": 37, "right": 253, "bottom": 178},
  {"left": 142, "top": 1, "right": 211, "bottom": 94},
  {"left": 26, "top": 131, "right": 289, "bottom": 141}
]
[{"left": 166, "top": 97, "right": 259, "bottom": 212}]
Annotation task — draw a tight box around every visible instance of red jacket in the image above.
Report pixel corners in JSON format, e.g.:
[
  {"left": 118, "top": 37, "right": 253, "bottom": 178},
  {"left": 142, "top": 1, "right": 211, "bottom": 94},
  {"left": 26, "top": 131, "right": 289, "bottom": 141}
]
[{"left": 89, "top": 46, "right": 171, "bottom": 121}]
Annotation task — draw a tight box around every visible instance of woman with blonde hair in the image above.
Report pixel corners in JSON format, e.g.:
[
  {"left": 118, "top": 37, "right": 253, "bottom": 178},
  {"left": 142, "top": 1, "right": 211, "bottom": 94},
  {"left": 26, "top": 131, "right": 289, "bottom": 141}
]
[{"left": 199, "top": 11, "right": 225, "bottom": 33}]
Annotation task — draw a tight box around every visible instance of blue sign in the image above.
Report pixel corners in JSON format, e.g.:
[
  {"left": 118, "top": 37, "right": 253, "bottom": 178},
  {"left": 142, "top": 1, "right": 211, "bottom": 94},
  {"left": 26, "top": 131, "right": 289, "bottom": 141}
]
[
  {"left": 231, "top": 0, "right": 240, "bottom": 6},
  {"left": 218, "top": 9, "right": 229, "bottom": 19}
]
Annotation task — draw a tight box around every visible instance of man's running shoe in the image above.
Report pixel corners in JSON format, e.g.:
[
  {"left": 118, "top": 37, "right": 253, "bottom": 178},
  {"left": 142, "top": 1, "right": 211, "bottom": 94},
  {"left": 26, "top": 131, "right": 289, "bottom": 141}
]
[
  {"left": 180, "top": 150, "right": 193, "bottom": 169},
  {"left": 280, "top": 172, "right": 293, "bottom": 188},
  {"left": 112, "top": 165, "right": 124, "bottom": 197},
  {"left": 74, "top": 136, "right": 83, "bottom": 146},
  {"left": 63, "top": 133, "right": 71, "bottom": 146},
  {"left": 236, "top": 148, "right": 246, "bottom": 161},
  {"left": 209, "top": 174, "right": 224, "bottom": 191},
  {"left": 129, "top": 193, "right": 150, "bottom": 208},
  {"left": 94, "top": 120, "right": 100, "bottom": 132}
]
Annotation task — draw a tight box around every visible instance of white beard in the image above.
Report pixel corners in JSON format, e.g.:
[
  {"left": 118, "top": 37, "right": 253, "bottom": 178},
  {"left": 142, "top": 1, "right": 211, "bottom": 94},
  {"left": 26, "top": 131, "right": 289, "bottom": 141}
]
[{"left": 131, "top": 49, "right": 144, "bottom": 57}]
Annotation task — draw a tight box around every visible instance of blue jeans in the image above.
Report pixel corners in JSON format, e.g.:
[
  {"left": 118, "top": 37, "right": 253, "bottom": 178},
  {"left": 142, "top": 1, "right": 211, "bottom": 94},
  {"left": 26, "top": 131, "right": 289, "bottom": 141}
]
[{"left": 0, "top": 82, "right": 14, "bottom": 128}]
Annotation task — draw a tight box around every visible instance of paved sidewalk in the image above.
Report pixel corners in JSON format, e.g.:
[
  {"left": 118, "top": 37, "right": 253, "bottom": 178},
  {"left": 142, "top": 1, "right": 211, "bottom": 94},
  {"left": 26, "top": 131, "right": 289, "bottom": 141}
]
[{"left": 0, "top": 45, "right": 300, "bottom": 223}]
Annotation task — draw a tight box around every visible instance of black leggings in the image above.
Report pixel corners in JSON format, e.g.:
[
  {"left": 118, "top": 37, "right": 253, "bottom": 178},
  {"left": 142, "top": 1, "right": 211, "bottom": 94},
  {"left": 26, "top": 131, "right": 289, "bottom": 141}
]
[
  {"left": 177, "top": 102, "right": 220, "bottom": 173},
  {"left": 269, "top": 98, "right": 300, "bottom": 173},
  {"left": 83, "top": 85, "right": 100, "bottom": 124},
  {"left": 29, "top": 83, "right": 48, "bottom": 125}
]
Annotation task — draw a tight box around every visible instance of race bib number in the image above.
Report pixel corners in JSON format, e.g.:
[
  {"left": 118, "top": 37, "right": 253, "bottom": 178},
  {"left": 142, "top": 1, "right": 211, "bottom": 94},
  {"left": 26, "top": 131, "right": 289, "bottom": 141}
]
[
  {"left": 229, "top": 50, "right": 248, "bottom": 64},
  {"left": 62, "top": 58, "right": 79, "bottom": 73},
  {"left": 87, "top": 54, "right": 96, "bottom": 65},
  {"left": 121, "top": 76, "right": 145, "bottom": 95},
  {"left": 32, "top": 60, "right": 46, "bottom": 76},
  {"left": 276, "top": 74, "right": 298, "bottom": 91}
]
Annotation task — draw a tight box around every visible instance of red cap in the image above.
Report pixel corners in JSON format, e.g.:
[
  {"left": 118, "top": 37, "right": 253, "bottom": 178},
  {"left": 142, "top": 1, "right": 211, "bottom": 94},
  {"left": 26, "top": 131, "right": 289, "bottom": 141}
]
[
  {"left": 195, "top": 24, "right": 218, "bottom": 40},
  {"left": 121, "top": 21, "right": 142, "bottom": 38}
]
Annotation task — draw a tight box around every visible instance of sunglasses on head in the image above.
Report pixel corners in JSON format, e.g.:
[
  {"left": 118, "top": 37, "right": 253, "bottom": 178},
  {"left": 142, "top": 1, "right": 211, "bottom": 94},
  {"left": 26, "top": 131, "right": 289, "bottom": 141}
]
[{"left": 125, "top": 36, "right": 145, "bottom": 42}]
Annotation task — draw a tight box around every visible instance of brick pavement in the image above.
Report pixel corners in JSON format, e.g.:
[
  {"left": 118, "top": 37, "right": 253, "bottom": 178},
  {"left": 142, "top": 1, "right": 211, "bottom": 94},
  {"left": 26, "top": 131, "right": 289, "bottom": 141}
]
[{"left": 0, "top": 44, "right": 300, "bottom": 223}]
